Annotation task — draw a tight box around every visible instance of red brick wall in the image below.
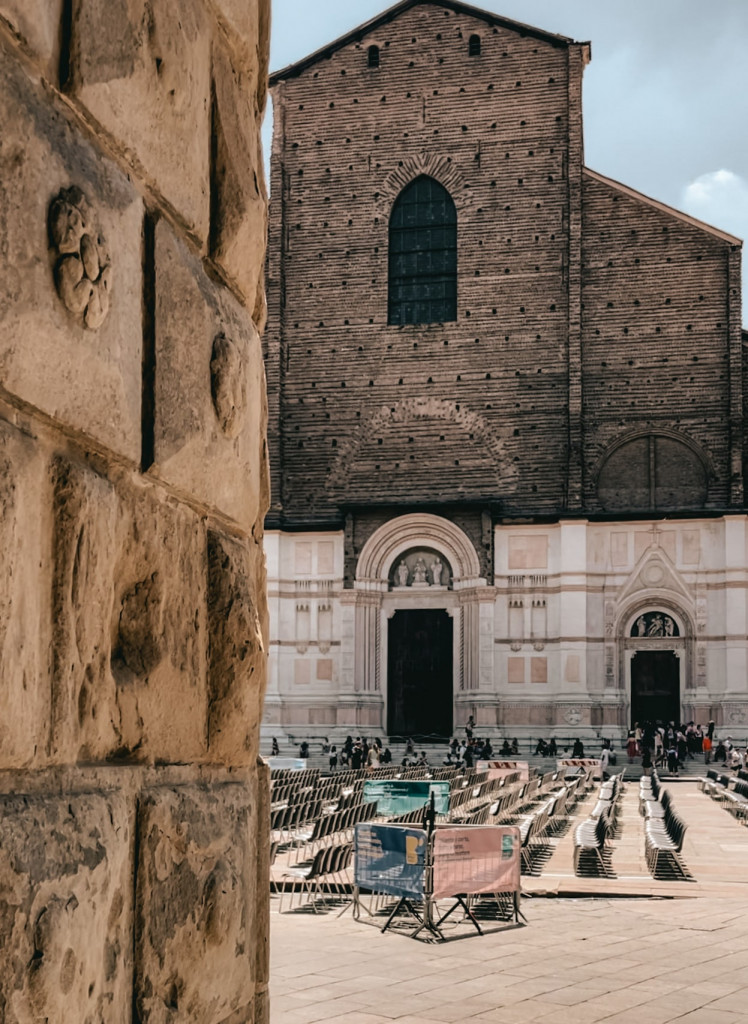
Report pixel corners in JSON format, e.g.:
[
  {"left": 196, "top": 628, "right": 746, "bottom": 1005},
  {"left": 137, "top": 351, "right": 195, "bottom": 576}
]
[
  {"left": 581, "top": 171, "right": 740, "bottom": 510},
  {"left": 267, "top": 5, "right": 584, "bottom": 525},
  {"left": 266, "top": 2, "right": 743, "bottom": 530}
]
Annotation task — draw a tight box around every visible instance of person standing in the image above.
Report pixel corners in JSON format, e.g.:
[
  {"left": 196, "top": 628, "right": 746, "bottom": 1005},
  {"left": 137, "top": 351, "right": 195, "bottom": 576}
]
[
  {"left": 702, "top": 732, "right": 712, "bottom": 765},
  {"left": 626, "top": 732, "right": 638, "bottom": 764},
  {"left": 465, "top": 715, "right": 475, "bottom": 741},
  {"left": 271, "top": 737, "right": 279, "bottom": 756}
]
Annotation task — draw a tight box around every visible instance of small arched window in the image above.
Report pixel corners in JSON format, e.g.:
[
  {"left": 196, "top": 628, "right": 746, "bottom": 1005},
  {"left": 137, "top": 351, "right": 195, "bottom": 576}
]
[
  {"left": 368, "top": 45, "right": 380, "bottom": 68},
  {"left": 388, "top": 176, "right": 457, "bottom": 325},
  {"left": 468, "top": 34, "right": 481, "bottom": 56}
]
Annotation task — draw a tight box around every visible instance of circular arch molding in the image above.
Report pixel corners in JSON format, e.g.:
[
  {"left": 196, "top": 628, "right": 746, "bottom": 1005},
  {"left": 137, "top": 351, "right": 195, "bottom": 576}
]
[{"left": 355, "top": 513, "right": 483, "bottom": 589}]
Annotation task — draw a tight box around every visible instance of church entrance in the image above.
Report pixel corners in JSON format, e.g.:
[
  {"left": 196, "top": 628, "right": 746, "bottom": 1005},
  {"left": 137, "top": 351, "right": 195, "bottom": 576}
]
[
  {"left": 387, "top": 609, "right": 453, "bottom": 738},
  {"left": 630, "top": 650, "right": 680, "bottom": 727}
]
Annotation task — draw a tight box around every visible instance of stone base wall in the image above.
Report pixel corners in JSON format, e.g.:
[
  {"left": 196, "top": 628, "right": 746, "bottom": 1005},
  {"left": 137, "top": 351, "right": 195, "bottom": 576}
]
[
  {"left": 264, "top": 516, "right": 748, "bottom": 745},
  {"left": 0, "top": 1, "right": 270, "bottom": 1019}
]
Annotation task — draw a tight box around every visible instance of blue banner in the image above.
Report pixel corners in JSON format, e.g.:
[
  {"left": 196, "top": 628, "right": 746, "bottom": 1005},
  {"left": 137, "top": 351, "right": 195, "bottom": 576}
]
[
  {"left": 363, "top": 780, "right": 450, "bottom": 816},
  {"left": 354, "top": 823, "right": 427, "bottom": 898}
]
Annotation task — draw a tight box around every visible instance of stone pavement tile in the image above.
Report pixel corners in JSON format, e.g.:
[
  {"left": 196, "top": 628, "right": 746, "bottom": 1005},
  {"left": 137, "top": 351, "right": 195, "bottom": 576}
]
[
  {"left": 687, "top": 979, "right": 745, "bottom": 1000},
  {"left": 701, "top": 987, "right": 748, "bottom": 1013},
  {"left": 322, "top": 1016, "right": 394, "bottom": 1024},
  {"left": 673, "top": 1011, "right": 745, "bottom": 1024},
  {"left": 400, "top": 999, "right": 506, "bottom": 1022},
  {"left": 599, "top": 1007, "right": 681, "bottom": 1024},
  {"left": 468, "top": 1000, "right": 608, "bottom": 1024}
]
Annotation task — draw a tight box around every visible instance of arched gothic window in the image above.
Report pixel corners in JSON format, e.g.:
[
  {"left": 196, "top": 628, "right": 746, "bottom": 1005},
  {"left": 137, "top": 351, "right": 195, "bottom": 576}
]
[
  {"left": 388, "top": 176, "right": 457, "bottom": 325},
  {"left": 368, "top": 45, "right": 380, "bottom": 68},
  {"left": 597, "top": 434, "right": 708, "bottom": 511},
  {"left": 468, "top": 34, "right": 481, "bottom": 56}
]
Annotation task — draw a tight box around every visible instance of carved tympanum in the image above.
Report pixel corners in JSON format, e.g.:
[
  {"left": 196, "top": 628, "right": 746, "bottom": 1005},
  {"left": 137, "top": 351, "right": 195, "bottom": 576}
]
[
  {"left": 210, "top": 333, "right": 248, "bottom": 438},
  {"left": 48, "top": 187, "right": 112, "bottom": 330}
]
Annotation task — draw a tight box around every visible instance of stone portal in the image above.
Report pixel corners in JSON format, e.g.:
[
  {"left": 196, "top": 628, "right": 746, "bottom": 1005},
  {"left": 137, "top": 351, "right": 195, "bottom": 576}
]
[
  {"left": 387, "top": 609, "right": 453, "bottom": 738},
  {"left": 631, "top": 650, "right": 680, "bottom": 726}
]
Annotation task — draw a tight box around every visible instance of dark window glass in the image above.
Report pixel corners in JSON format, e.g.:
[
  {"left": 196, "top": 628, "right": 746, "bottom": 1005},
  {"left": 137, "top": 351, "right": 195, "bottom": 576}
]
[
  {"left": 388, "top": 176, "right": 457, "bottom": 325},
  {"left": 468, "top": 34, "right": 481, "bottom": 56},
  {"left": 368, "top": 45, "right": 380, "bottom": 68}
]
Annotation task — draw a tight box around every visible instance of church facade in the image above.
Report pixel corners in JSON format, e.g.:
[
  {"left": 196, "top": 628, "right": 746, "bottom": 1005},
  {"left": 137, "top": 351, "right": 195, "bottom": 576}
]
[{"left": 263, "top": 0, "right": 746, "bottom": 742}]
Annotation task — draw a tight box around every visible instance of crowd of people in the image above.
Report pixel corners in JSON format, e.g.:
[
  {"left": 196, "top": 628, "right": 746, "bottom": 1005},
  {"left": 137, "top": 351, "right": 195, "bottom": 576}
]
[
  {"left": 622, "top": 720, "right": 748, "bottom": 776},
  {"left": 274, "top": 720, "right": 748, "bottom": 779}
]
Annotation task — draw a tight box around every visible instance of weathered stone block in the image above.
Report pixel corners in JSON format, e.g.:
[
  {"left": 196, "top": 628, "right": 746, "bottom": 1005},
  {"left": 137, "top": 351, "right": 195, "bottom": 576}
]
[
  {"left": 153, "top": 219, "right": 266, "bottom": 530},
  {"left": 0, "top": 0, "right": 63, "bottom": 72},
  {"left": 207, "top": 532, "right": 267, "bottom": 763},
  {"left": 211, "top": 29, "right": 268, "bottom": 314},
  {"left": 0, "top": 57, "right": 144, "bottom": 461},
  {"left": 50, "top": 455, "right": 120, "bottom": 764},
  {"left": 135, "top": 783, "right": 258, "bottom": 1023},
  {"left": 0, "top": 791, "right": 132, "bottom": 1023},
  {"left": 0, "top": 417, "right": 51, "bottom": 769},
  {"left": 50, "top": 456, "right": 209, "bottom": 765},
  {"left": 68, "top": 0, "right": 211, "bottom": 241}
]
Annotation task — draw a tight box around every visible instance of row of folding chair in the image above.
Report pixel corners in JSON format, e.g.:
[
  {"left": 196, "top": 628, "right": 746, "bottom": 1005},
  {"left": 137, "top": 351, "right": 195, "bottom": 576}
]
[
  {"left": 277, "top": 841, "right": 354, "bottom": 912},
  {"left": 572, "top": 774, "right": 623, "bottom": 877},
  {"left": 641, "top": 780, "right": 690, "bottom": 880},
  {"left": 292, "top": 800, "right": 378, "bottom": 862},
  {"left": 699, "top": 772, "right": 748, "bottom": 823}
]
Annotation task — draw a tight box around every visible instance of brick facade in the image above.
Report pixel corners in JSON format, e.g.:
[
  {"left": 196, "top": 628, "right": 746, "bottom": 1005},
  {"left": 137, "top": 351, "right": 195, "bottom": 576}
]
[
  {"left": 265, "top": 0, "right": 742, "bottom": 538},
  {"left": 262, "top": 0, "right": 746, "bottom": 743}
]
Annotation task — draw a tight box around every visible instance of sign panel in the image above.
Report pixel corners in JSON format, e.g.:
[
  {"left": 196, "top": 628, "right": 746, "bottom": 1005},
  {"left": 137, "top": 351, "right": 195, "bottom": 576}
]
[
  {"left": 267, "top": 757, "right": 307, "bottom": 770},
  {"left": 363, "top": 779, "right": 450, "bottom": 816},
  {"left": 354, "top": 823, "right": 427, "bottom": 898},
  {"left": 431, "top": 825, "right": 521, "bottom": 899},
  {"left": 477, "top": 760, "right": 529, "bottom": 782}
]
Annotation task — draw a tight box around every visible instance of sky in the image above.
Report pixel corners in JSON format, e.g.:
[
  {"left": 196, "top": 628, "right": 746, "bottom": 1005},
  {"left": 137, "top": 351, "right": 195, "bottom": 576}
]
[{"left": 264, "top": 0, "right": 748, "bottom": 322}]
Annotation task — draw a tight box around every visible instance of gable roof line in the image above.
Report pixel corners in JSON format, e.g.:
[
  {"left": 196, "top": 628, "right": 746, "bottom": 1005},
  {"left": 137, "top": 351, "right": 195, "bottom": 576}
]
[
  {"left": 269, "top": 0, "right": 578, "bottom": 85},
  {"left": 584, "top": 167, "right": 743, "bottom": 246}
]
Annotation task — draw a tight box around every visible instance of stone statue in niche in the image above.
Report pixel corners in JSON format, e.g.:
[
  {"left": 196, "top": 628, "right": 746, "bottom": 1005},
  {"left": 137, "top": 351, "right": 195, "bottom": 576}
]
[
  {"left": 431, "top": 557, "right": 443, "bottom": 586},
  {"left": 48, "top": 186, "right": 112, "bottom": 329},
  {"left": 413, "top": 557, "right": 428, "bottom": 584},
  {"left": 211, "top": 332, "right": 248, "bottom": 438},
  {"left": 647, "top": 614, "right": 665, "bottom": 637},
  {"left": 396, "top": 560, "right": 409, "bottom": 587},
  {"left": 632, "top": 611, "right": 678, "bottom": 638}
]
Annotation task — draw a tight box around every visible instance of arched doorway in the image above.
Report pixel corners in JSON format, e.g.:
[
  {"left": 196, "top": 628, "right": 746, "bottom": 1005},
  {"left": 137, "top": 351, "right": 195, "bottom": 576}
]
[
  {"left": 631, "top": 650, "right": 680, "bottom": 727},
  {"left": 387, "top": 608, "right": 453, "bottom": 738},
  {"left": 350, "top": 514, "right": 486, "bottom": 730},
  {"left": 624, "top": 609, "right": 686, "bottom": 728}
]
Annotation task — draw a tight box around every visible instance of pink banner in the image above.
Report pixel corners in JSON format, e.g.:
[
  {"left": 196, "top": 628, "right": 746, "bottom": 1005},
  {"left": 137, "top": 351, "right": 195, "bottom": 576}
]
[
  {"left": 431, "top": 826, "right": 521, "bottom": 899},
  {"left": 477, "top": 760, "right": 530, "bottom": 782}
]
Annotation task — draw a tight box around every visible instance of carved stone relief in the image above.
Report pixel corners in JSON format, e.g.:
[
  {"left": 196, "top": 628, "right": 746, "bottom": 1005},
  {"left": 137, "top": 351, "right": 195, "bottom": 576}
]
[
  {"left": 564, "top": 707, "right": 582, "bottom": 726},
  {"left": 49, "top": 187, "right": 112, "bottom": 329},
  {"left": 390, "top": 548, "right": 452, "bottom": 589},
  {"left": 210, "top": 332, "right": 248, "bottom": 438},
  {"left": 631, "top": 610, "right": 679, "bottom": 638}
]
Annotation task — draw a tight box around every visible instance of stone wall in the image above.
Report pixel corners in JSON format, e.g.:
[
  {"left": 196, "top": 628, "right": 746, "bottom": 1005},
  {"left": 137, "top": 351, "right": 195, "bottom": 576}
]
[{"left": 0, "top": 1, "right": 270, "bottom": 1020}]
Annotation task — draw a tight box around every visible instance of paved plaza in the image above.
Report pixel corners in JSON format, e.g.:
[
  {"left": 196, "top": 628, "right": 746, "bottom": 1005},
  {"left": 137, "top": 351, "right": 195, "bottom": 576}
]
[
  {"left": 271, "top": 780, "right": 748, "bottom": 1023},
  {"left": 271, "top": 895, "right": 748, "bottom": 1024}
]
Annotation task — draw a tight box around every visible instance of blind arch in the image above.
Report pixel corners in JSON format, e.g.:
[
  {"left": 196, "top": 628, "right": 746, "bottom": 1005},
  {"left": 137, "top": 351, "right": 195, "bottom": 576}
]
[{"left": 388, "top": 175, "right": 457, "bottom": 325}]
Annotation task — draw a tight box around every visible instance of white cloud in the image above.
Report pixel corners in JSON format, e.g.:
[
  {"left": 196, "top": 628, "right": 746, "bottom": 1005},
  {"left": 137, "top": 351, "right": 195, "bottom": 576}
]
[{"left": 682, "top": 169, "right": 748, "bottom": 245}]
